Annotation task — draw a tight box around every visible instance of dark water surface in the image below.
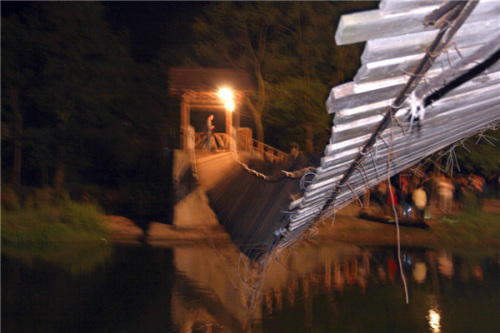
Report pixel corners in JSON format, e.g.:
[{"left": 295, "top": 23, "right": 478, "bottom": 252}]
[{"left": 2, "top": 241, "right": 499, "bottom": 333}]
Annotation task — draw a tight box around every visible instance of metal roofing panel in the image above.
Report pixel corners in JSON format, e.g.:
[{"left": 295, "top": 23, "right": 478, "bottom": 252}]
[
  {"left": 277, "top": 0, "right": 500, "bottom": 250},
  {"left": 361, "top": 19, "right": 499, "bottom": 65},
  {"left": 335, "top": 0, "right": 500, "bottom": 45}
]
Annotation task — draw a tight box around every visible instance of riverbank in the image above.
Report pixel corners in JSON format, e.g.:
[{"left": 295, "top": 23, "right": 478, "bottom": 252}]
[
  {"left": 2, "top": 200, "right": 109, "bottom": 244},
  {"left": 103, "top": 215, "right": 232, "bottom": 246},
  {"left": 104, "top": 214, "right": 434, "bottom": 246},
  {"left": 104, "top": 202, "right": 499, "bottom": 253},
  {"left": 314, "top": 215, "right": 440, "bottom": 247}
]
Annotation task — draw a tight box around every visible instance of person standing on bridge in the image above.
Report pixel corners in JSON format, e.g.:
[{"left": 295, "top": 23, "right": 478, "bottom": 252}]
[{"left": 204, "top": 114, "right": 215, "bottom": 150}]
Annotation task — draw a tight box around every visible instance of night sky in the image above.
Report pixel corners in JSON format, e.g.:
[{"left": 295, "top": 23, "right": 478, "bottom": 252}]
[{"left": 1, "top": 1, "right": 209, "bottom": 63}]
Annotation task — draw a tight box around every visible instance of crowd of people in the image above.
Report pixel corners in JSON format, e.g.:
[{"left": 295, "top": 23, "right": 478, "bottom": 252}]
[{"left": 369, "top": 171, "right": 496, "bottom": 221}]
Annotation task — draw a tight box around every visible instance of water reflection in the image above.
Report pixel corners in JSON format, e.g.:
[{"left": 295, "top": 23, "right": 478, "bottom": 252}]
[
  {"left": 2, "top": 241, "right": 111, "bottom": 274},
  {"left": 438, "top": 251, "right": 454, "bottom": 279},
  {"left": 427, "top": 294, "right": 442, "bottom": 333},
  {"left": 428, "top": 308, "right": 441, "bottom": 333},
  {"left": 413, "top": 261, "right": 427, "bottom": 283},
  {"left": 2, "top": 242, "right": 498, "bottom": 332},
  {"left": 170, "top": 242, "right": 499, "bottom": 332},
  {"left": 172, "top": 244, "right": 257, "bottom": 332}
]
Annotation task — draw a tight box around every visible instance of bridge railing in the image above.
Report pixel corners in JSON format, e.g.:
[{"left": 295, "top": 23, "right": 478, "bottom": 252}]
[
  {"left": 195, "top": 133, "right": 230, "bottom": 150},
  {"left": 194, "top": 132, "right": 289, "bottom": 162},
  {"left": 250, "top": 139, "right": 289, "bottom": 162}
]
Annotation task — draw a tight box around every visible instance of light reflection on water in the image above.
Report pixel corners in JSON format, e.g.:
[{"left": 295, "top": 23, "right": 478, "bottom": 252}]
[
  {"left": 2, "top": 241, "right": 499, "bottom": 333},
  {"left": 426, "top": 295, "right": 441, "bottom": 333},
  {"left": 428, "top": 308, "right": 441, "bottom": 333}
]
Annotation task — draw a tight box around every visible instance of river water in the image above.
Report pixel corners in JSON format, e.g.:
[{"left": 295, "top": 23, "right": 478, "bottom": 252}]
[{"left": 2, "top": 240, "right": 499, "bottom": 333}]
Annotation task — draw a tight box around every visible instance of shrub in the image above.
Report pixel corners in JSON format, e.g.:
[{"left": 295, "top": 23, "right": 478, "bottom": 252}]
[
  {"left": 461, "top": 190, "right": 481, "bottom": 213},
  {"left": 2, "top": 199, "right": 109, "bottom": 245}
]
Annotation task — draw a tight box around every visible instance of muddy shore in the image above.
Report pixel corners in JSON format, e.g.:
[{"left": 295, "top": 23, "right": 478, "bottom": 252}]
[
  {"left": 104, "top": 213, "right": 442, "bottom": 248},
  {"left": 103, "top": 197, "right": 499, "bottom": 253}
]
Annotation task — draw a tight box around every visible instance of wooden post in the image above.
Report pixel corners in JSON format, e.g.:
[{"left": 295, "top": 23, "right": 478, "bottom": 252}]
[
  {"left": 225, "top": 108, "right": 233, "bottom": 151},
  {"left": 180, "top": 94, "right": 190, "bottom": 149},
  {"left": 225, "top": 108, "right": 232, "bottom": 135},
  {"left": 234, "top": 98, "right": 241, "bottom": 129},
  {"left": 363, "top": 189, "right": 370, "bottom": 209}
]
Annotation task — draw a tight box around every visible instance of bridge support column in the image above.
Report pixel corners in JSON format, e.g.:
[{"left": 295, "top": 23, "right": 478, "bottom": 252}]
[
  {"left": 225, "top": 108, "right": 232, "bottom": 137},
  {"left": 180, "top": 95, "right": 190, "bottom": 149}
]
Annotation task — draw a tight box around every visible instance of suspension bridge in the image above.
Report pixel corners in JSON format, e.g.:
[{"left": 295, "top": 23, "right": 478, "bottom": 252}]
[{"left": 173, "top": 0, "right": 500, "bottom": 261}]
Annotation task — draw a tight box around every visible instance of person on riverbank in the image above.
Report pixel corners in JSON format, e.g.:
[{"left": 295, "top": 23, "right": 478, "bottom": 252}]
[
  {"left": 413, "top": 184, "right": 427, "bottom": 220},
  {"left": 373, "top": 182, "right": 387, "bottom": 208},
  {"left": 438, "top": 174, "right": 454, "bottom": 214},
  {"left": 454, "top": 175, "right": 468, "bottom": 209},
  {"left": 398, "top": 183, "right": 413, "bottom": 219},
  {"left": 468, "top": 174, "right": 486, "bottom": 196},
  {"left": 385, "top": 184, "right": 398, "bottom": 215}
]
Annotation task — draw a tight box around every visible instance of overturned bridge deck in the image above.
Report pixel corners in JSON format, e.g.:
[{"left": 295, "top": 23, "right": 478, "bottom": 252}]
[
  {"left": 279, "top": 0, "right": 500, "bottom": 249},
  {"left": 187, "top": 0, "right": 500, "bottom": 261},
  {"left": 193, "top": 150, "right": 310, "bottom": 260}
]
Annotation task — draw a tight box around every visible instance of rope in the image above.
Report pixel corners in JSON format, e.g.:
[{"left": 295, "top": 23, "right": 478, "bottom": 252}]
[
  {"left": 387, "top": 111, "right": 410, "bottom": 304},
  {"left": 388, "top": 159, "right": 409, "bottom": 304},
  {"left": 231, "top": 150, "right": 317, "bottom": 183},
  {"left": 300, "top": 172, "right": 317, "bottom": 190}
]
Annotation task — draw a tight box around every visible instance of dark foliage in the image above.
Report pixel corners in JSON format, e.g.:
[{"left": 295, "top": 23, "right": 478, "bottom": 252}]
[{"left": 1, "top": 2, "right": 176, "bottom": 221}]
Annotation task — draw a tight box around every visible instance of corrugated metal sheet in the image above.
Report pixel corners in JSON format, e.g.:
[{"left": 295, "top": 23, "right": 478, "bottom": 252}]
[{"left": 278, "top": 0, "right": 500, "bottom": 247}]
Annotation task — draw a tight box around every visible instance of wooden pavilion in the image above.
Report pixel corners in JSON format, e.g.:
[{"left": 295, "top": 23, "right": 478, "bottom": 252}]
[{"left": 168, "top": 67, "right": 257, "bottom": 150}]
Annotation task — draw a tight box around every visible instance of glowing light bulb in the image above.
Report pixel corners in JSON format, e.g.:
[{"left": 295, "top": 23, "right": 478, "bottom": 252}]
[
  {"left": 218, "top": 88, "right": 233, "bottom": 102},
  {"left": 225, "top": 100, "right": 235, "bottom": 112}
]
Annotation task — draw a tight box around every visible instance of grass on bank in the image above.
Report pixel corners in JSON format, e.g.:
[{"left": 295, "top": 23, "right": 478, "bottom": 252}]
[
  {"left": 2, "top": 186, "right": 111, "bottom": 273},
  {"left": 430, "top": 192, "right": 499, "bottom": 253},
  {"left": 2, "top": 186, "right": 109, "bottom": 245},
  {"left": 434, "top": 209, "right": 499, "bottom": 251}
]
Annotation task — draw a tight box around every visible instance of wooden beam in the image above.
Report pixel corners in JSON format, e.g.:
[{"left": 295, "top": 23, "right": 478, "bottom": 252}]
[{"left": 180, "top": 95, "right": 190, "bottom": 149}]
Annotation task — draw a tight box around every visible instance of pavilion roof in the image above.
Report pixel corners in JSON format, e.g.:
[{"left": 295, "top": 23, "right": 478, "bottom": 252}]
[{"left": 169, "top": 67, "right": 257, "bottom": 94}]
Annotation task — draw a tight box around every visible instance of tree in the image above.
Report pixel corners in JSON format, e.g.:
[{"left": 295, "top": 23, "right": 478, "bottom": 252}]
[
  {"left": 191, "top": 2, "right": 375, "bottom": 150},
  {"left": 191, "top": 2, "right": 284, "bottom": 142},
  {"left": 455, "top": 129, "right": 500, "bottom": 178},
  {"left": 270, "top": 2, "right": 382, "bottom": 153},
  {"left": 265, "top": 2, "right": 342, "bottom": 153},
  {"left": 2, "top": 13, "right": 38, "bottom": 184},
  {"left": 1, "top": 2, "right": 138, "bottom": 188}
]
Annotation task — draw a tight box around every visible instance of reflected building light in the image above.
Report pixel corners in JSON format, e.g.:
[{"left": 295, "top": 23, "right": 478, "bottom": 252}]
[
  {"left": 427, "top": 309, "right": 441, "bottom": 333},
  {"left": 377, "top": 266, "right": 387, "bottom": 282},
  {"left": 472, "top": 264, "right": 484, "bottom": 282},
  {"left": 412, "top": 262, "right": 427, "bottom": 283},
  {"left": 438, "top": 251, "right": 454, "bottom": 279}
]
